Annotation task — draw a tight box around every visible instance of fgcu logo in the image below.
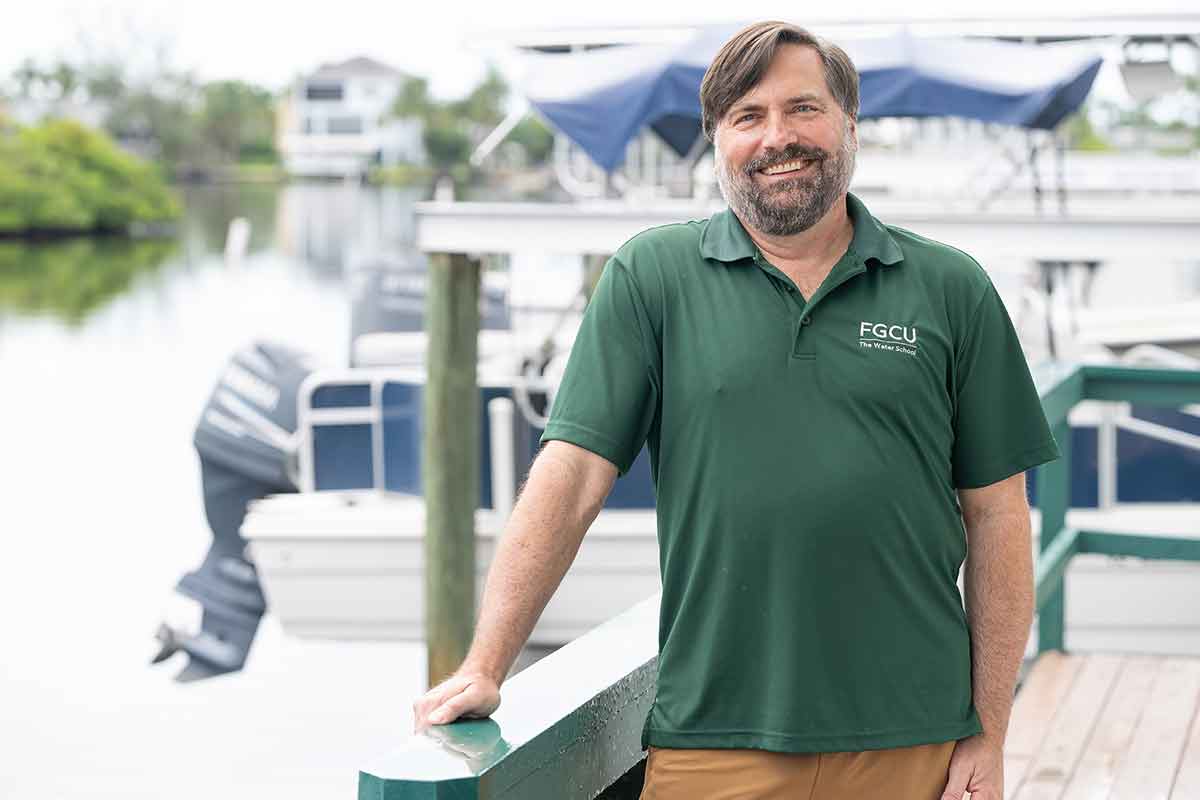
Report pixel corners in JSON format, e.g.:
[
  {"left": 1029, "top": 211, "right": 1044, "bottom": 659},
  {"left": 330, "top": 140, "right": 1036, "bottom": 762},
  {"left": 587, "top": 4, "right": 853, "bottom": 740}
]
[{"left": 858, "top": 321, "right": 918, "bottom": 355}]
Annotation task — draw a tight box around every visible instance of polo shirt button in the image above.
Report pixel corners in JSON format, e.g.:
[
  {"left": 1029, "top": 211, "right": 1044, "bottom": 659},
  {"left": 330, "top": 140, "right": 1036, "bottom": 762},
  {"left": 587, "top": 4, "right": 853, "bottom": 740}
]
[{"left": 801, "top": 316, "right": 813, "bottom": 326}]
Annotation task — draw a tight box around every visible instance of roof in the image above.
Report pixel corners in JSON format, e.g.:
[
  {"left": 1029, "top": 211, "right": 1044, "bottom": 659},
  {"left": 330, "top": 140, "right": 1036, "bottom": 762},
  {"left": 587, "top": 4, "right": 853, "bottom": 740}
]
[{"left": 310, "top": 57, "right": 405, "bottom": 80}]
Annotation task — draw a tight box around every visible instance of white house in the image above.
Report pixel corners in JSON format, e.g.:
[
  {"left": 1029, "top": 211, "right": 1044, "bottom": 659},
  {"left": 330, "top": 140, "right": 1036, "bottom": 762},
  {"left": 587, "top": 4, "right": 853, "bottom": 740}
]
[{"left": 277, "top": 56, "right": 425, "bottom": 178}]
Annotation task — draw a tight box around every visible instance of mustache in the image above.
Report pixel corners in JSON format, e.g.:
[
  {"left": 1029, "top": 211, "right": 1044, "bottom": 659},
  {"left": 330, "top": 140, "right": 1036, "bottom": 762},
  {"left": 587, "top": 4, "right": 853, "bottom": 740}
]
[{"left": 743, "top": 145, "right": 828, "bottom": 176}]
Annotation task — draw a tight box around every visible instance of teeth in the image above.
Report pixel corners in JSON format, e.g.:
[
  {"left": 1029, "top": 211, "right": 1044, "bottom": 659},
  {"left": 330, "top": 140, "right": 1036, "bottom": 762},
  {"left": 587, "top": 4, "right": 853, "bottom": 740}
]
[{"left": 762, "top": 159, "right": 808, "bottom": 175}]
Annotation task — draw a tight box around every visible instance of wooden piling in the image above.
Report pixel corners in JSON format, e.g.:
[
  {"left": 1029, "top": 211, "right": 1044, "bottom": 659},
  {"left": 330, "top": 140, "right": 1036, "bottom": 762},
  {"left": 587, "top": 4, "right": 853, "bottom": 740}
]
[{"left": 423, "top": 251, "right": 481, "bottom": 686}]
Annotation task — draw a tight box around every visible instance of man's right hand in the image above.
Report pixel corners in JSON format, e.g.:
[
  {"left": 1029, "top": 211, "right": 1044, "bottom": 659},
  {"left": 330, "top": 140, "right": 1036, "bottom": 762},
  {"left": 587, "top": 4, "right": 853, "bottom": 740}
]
[{"left": 413, "top": 672, "right": 502, "bottom": 730}]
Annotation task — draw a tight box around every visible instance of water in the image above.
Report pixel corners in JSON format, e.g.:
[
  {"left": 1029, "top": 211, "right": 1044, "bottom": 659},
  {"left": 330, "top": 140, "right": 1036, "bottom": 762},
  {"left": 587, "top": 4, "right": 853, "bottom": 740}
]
[{"left": 0, "top": 184, "right": 431, "bottom": 798}]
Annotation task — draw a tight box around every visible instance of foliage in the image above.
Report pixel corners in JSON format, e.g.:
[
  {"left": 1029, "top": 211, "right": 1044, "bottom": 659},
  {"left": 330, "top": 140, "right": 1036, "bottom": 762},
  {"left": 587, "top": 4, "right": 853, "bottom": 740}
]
[
  {"left": 422, "top": 108, "right": 474, "bottom": 171},
  {"left": 0, "top": 118, "right": 180, "bottom": 235},
  {"left": 507, "top": 115, "right": 554, "bottom": 165},
  {"left": 197, "top": 80, "right": 278, "bottom": 163},
  {"left": 0, "top": 236, "right": 177, "bottom": 325},
  {"left": 7, "top": 57, "right": 278, "bottom": 171},
  {"left": 1062, "top": 109, "right": 1111, "bottom": 152},
  {"left": 391, "top": 76, "right": 432, "bottom": 120},
  {"left": 367, "top": 163, "right": 436, "bottom": 186},
  {"left": 389, "top": 67, "right": 553, "bottom": 173},
  {"left": 449, "top": 68, "right": 508, "bottom": 128}
]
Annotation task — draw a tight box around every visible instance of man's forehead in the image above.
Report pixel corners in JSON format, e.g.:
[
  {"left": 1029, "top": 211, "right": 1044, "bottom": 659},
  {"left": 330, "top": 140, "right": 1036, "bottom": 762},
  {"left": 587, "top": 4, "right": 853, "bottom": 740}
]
[{"left": 728, "top": 45, "right": 830, "bottom": 110}]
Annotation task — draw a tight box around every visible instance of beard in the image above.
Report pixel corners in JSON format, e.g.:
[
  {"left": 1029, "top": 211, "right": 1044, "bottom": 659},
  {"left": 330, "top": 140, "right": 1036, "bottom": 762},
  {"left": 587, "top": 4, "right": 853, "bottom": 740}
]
[{"left": 715, "top": 125, "right": 856, "bottom": 237}]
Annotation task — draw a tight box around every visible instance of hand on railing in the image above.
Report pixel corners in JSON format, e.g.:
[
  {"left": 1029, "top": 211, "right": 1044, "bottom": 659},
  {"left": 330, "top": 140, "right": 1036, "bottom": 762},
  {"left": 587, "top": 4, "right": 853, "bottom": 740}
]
[
  {"left": 413, "top": 671, "right": 502, "bottom": 730},
  {"left": 421, "top": 717, "right": 512, "bottom": 773}
]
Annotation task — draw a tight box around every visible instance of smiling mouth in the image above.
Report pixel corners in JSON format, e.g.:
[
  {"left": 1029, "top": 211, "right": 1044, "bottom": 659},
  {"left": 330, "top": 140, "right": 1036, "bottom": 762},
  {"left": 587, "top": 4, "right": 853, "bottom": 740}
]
[{"left": 758, "top": 159, "right": 817, "bottom": 177}]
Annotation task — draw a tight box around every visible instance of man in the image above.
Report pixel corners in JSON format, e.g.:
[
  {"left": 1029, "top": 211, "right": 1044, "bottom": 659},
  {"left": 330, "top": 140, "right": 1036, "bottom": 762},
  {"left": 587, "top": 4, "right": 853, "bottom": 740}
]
[{"left": 413, "top": 21, "right": 1058, "bottom": 800}]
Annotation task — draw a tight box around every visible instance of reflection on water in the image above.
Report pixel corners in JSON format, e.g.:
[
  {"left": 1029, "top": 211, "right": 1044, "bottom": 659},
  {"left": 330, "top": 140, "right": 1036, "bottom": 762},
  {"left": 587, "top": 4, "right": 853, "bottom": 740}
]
[
  {"left": 179, "top": 184, "right": 282, "bottom": 257},
  {"left": 276, "top": 183, "right": 425, "bottom": 276},
  {"left": 0, "top": 183, "right": 432, "bottom": 329},
  {"left": 0, "top": 237, "right": 179, "bottom": 326}
]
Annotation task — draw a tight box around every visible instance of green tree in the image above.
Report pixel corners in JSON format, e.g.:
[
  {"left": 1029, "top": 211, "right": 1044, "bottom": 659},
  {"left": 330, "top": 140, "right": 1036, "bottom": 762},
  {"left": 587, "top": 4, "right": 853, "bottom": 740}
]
[
  {"left": 388, "top": 68, "right": 555, "bottom": 173},
  {"left": 422, "top": 108, "right": 472, "bottom": 171},
  {"left": 83, "top": 62, "right": 126, "bottom": 102},
  {"left": 507, "top": 115, "right": 554, "bottom": 165},
  {"left": 49, "top": 61, "right": 79, "bottom": 101},
  {"left": 13, "top": 58, "right": 45, "bottom": 98},
  {"left": 451, "top": 67, "right": 508, "bottom": 127},
  {"left": 0, "top": 118, "right": 180, "bottom": 235},
  {"left": 391, "top": 76, "right": 432, "bottom": 120},
  {"left": 198, "top": 80, "right": 277, "bottom": 163},
  {"left": 103, "top": 72, "right": 202, "bottom": 168},
  {"left": 1062, "top": 106, "right": 1110, "bottom": 151}
]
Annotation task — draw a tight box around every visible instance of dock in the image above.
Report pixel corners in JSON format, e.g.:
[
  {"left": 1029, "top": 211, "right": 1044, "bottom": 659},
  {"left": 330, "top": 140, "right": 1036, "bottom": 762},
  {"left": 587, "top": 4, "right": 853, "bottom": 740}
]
[{"left": 1006, "top": 651, "right": 1200, "bottom": 799}]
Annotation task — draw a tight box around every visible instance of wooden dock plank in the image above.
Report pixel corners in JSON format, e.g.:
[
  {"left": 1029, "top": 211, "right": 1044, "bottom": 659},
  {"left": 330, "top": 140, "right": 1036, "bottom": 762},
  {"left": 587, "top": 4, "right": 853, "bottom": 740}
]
[
  {"left": 1061, "top": 655, "right": 1163, "bottom": 800},
  {"left": 1013, "top": 653, "right": 1125, "bottom": 800},
  {"left": 1005, "top": 757, "right": 1030, "bottom": 800},
  {"left": 1006, "top": 651, "right": 1085, "bottom": 795},
  {"left": 1108, "top": 657, "right": 1200, "bottom": 800},
  {"left": 1168, "top": 683, "right": 1200, "bottom": 800}
]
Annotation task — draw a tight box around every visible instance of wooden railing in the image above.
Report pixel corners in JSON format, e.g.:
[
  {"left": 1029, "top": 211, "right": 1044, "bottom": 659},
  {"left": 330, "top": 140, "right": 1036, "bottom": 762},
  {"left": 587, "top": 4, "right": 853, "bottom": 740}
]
[{"left": 359, "top": 362, "right": 1200, "bottom": 799}]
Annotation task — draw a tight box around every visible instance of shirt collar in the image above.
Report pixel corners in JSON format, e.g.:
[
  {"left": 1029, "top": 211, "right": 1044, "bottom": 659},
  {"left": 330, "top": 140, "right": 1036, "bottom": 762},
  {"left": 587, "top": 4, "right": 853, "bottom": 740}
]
[{"left": 698, "top": 192, "right": 905, "bottom": 268}]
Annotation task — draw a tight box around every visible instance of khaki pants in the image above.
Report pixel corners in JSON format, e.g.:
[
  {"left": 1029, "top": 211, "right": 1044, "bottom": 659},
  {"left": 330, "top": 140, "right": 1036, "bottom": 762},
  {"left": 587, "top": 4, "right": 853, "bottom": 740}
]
[{"left": 639, "top": 740, "right": 957, "bottom": 800}]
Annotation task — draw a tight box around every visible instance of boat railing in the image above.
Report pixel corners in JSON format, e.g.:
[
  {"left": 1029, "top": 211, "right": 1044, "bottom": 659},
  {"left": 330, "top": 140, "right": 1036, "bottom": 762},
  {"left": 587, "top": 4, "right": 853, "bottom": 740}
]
[
  {"left": 357, "top": 362, "right": 1200, "bottom": 799},
  {"left": 295, "top": 367, "right": 555, "bottom": 496}
]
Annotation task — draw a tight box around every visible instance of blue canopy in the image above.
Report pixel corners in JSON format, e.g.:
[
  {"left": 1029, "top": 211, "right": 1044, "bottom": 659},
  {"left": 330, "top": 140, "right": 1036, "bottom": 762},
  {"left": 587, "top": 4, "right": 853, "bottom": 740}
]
[{"left": 512, "top": 29, "right": 1103, "bottom": 172}]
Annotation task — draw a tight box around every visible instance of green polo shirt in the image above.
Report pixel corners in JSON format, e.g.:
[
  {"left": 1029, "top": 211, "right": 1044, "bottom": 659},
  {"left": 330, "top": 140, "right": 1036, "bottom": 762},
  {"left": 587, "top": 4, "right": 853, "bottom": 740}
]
[{"left": 540, "top": 193, "right": 1059, "bottom": 754}]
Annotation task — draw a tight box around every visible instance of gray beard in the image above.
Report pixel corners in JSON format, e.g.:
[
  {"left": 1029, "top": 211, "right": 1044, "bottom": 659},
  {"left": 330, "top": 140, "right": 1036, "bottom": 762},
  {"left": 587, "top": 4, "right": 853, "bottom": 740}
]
[{"left": 715, "top": 133, "right": 856, "bottom": 237}]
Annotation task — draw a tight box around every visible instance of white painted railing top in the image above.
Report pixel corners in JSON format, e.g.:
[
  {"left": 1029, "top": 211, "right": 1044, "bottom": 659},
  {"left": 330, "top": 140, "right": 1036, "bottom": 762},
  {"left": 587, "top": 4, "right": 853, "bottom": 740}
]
[{"left": 413, "top": 200, "right": 1200, "bottom": 263}]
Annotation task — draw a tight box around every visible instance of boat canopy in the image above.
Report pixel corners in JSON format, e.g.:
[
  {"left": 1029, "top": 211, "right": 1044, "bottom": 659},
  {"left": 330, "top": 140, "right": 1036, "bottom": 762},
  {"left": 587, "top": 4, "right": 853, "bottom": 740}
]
[{"left": 512, "top": 29, "right": 1104, "bottom": 171}]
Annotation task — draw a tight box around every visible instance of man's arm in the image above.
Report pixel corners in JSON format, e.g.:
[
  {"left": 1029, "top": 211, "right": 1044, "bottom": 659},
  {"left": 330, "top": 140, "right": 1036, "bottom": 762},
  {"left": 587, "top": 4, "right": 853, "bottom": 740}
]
[
  {"left": 941, "top": 471, "right": 1035, "bottom": 800},
  {"left": 412, "top": 439, "right": 617, "bottom": 728},
  {"left": 958, "top": 471, "right": 1035, "bottom": 747}
]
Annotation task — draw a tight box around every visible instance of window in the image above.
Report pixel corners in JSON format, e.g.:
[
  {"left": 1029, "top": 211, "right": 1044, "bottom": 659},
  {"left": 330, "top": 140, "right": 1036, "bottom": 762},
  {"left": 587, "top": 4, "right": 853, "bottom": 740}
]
[
  {"left": 327, "top": 116, "right": 363, "bottom": 135},
  {"left": 305, "top": 82, "right": 343, "bottom": 101}
]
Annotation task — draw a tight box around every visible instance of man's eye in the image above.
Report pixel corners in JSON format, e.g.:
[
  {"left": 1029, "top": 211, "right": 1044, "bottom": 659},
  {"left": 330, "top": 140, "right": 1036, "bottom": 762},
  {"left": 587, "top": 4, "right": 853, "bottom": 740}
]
[
  {"left": 793, "top": 104, "right": 817, "bottom": 113},
  {"left": 734, "top": 113, "right": 757, "bottom": 124}
]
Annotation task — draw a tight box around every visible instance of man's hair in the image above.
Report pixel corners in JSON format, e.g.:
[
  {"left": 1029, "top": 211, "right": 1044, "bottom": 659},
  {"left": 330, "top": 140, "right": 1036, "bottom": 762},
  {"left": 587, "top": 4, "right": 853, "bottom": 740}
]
[{"left": 699, "top": 21, "right": 860, "bottom": 142}]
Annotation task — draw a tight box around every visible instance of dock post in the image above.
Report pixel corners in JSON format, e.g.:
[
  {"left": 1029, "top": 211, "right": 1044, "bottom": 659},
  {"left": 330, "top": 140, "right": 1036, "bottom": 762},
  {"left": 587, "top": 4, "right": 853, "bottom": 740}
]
[
  {"left": 423, "top": 251, "right": 481, "bottom": 686},
  {"left": 1036, "top": 418, "right": 1071, "bottom": 653}
]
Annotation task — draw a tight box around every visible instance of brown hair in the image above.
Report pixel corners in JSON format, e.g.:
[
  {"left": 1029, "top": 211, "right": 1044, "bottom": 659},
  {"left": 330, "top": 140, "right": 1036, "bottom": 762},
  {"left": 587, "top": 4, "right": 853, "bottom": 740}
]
[{"left": 699, "top": 21, "right": 860, "bottom": 141}]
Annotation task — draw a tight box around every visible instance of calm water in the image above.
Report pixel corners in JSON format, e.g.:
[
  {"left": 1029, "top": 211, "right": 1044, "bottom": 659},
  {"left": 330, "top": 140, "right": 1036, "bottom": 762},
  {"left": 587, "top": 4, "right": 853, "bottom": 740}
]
[
  {"left": 0, "top": 184, "right": 434, "bottom": 798},
  {"left": 0, "top": 182, "right": 428, "bottom": 614}
]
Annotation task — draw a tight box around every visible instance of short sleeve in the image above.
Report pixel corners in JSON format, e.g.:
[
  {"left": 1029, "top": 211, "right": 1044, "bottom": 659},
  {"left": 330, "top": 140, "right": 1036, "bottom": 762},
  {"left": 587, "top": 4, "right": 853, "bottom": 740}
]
[
  {"left": 951, "top": 282, "right": 1060, "bottom": 489},
  {"left": 539, "top": 256, "right": 660, "bottom": 475}
]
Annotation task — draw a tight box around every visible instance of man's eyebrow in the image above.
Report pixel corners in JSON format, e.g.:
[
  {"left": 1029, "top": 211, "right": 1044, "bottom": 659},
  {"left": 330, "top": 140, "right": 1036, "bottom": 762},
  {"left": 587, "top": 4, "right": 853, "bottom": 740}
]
[{"left": 726, "top": 94, "right": 824, "bottom": 115}]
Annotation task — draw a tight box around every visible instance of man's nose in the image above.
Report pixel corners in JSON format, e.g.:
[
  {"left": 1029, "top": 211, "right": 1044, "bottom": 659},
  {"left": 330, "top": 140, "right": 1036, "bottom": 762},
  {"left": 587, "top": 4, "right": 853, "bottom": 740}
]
[{"left": 760, "top": 111, "right": 796, "bottom": 152}]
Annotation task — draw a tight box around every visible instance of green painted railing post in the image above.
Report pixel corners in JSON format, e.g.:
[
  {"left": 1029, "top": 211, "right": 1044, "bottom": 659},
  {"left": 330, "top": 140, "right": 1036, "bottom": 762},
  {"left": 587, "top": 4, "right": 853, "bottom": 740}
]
[
  {"left": 1036, "top": 418, "right": 1072, "bottom": 653},
  {"left": 423, "top": 251, "right": 481, "bottom": 687}
]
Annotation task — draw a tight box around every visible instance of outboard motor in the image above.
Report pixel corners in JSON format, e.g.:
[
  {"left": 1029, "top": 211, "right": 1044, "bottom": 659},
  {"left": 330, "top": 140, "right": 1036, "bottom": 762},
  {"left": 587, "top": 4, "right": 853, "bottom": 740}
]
[{"left": 152, "top": 342, "right": 314, "bottom": 681}]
